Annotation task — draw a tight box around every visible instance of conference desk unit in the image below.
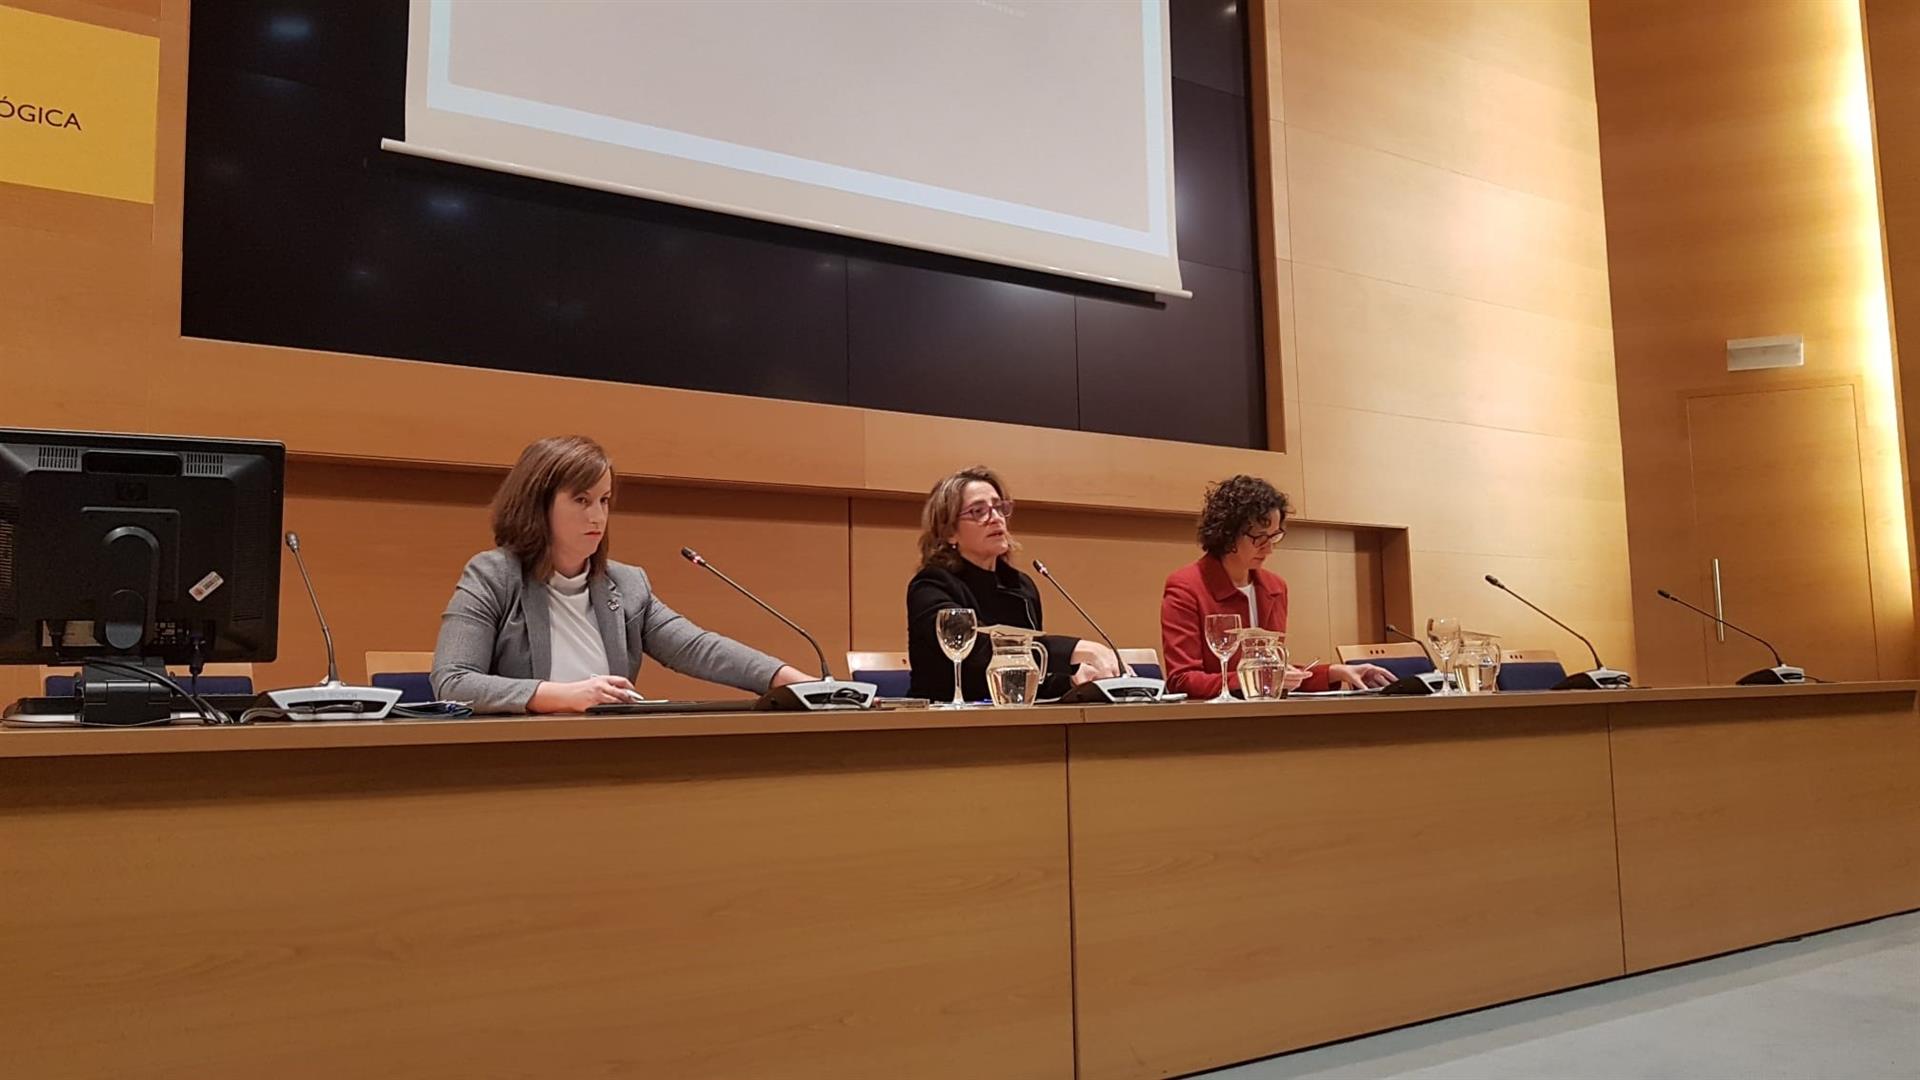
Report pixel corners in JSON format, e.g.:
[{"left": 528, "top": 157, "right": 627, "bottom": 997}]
[{"left": 4, "top": 684, "right": 1917, "bottom": 1080}]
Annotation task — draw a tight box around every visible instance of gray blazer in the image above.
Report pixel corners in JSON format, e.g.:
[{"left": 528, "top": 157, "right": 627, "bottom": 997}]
[{"left": 432, "top": 547, "right": 784, "bottom": 713}]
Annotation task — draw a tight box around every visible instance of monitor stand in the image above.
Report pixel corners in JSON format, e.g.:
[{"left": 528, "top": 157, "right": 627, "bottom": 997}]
[{"left": 74, "top": 657, "right": 175, "bottom": 726}]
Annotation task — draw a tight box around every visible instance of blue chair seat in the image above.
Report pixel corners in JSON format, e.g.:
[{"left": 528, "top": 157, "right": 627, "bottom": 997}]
[
  {"left": 371, "top": 671, "right": 436, "bottom": 704},
  {"left": 1497, "top": 660, "right": 1567, "bottom": 692},
  {"left": 1371, "top": 655, "right": 1436, "bottom": 679},
  {"left": 853, "top": 669, "right": 913, "bottom": 698}
]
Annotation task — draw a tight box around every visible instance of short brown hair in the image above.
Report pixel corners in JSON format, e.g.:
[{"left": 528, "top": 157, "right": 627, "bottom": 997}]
[
  {"left": 491, "top": 435, "right": 614, "bottom": 576},
  {"left": 917, "top": 465, "right": 1016, "bottom": 572},
  {"left": 1197, "top": 474, "right": 1291, "bottom": 559}
]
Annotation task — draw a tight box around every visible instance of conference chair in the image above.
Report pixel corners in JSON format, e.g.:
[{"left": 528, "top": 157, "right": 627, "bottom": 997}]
[
  {"left": 1334, "top": 642, "right": 1434, "bottom": 679},
  {"left": 847, "top": 651, "right": 913, "bottom": 698},
  {"left": 365, "top": 651, "right": 437, "bottom": 704},
  {"left": 41, "top": 663, "right": 255, "bottom": 697},
  {"left": 1496, "top": 649, "right": 1566, "bottom": 691},
  {"left": 1118, "top": 647, "right": 1163, "bottom": 680}
]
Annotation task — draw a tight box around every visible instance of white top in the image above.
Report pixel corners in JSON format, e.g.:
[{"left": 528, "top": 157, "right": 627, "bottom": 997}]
[
  {"left": 546, "top": 568, "right": 611, "bottom": 683},
  {"left": 1240, "top": 581, "right": 1259, "bottom": 626}
]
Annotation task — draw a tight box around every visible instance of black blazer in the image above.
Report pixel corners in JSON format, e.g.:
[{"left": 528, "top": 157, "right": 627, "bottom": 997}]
[{"left": 906, "top": 558, "right": 1079, "bottom": 701}]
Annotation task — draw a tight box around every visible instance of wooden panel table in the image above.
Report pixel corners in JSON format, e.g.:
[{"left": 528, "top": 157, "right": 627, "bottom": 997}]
[
  {"left": 3, "top": 683, "right": 1914, "bottom": 1080},
  {"left": 0, "top": 714, "right": 1077, "bottom": 1080},
  {"left": 1064, "top": 683, "right": 1920, "bottom": 1080},
  {"left": 1068, "top": 697, "right": 1626, "bottom": 1080},
  {"left": 1609, "top": 686, "right": 1920, "bottom": 971}
]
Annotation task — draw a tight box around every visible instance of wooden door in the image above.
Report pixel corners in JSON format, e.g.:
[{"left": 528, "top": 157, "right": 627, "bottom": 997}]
[{"left": 1685, "top": 385, "right": 1878, "bottom": 683}]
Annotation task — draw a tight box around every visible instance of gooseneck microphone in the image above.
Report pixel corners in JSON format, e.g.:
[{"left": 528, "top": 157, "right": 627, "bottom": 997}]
[
  {"left": 681, "top": 547, "right": 875, "bottom": 711},
  {"left": 286, "top": 533, "right": 339, "bottom": 685},
  {"left": 1483, "top": 574, "right": 1631, "bottom": 690},
  {"left": 1031, "top": 559, "right": 1166, "bottom": 704},
  {"left": 682, "top": 547, "right": 830, "bottom": 681},
  {"left": 264, "top": 532, "right": 403, "bottom": 718},
  {"left": 1031, "top": 560, "right": 1126, "bottom": 675},
  {"left": 1383, "top": 622, "right": 1438, "bottom": 666},
  {"left": 1375, "top": 622, "right": 1450, "bottom": 696},
  {"left": 1656, "top": 588, "right": 1807, "bottom": 684}
]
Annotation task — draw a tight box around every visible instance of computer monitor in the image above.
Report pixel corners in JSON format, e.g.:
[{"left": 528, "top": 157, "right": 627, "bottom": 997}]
[{"left": 0, "top": 428, "right": 285, "bottom": 723}]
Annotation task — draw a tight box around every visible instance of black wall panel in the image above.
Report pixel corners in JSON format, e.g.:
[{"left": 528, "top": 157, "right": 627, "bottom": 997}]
[{"left": 182, "top": 0, "right": 1266, "bottom": 448}]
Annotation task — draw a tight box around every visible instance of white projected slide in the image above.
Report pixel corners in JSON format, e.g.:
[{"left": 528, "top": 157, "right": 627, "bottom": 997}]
[{"left": 385, "top": 0, "right": 1186, "bottom": 296}]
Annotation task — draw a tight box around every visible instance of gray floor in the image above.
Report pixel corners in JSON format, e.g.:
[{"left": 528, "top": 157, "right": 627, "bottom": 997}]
[{"left": 1199, "top": 910, "right": 1920, "bottom": 1080}]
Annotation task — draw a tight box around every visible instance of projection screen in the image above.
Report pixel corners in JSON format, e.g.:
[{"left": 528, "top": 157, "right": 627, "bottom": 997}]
[{"left": 384, "top": 0, "right": 1186, "bottom": 296}]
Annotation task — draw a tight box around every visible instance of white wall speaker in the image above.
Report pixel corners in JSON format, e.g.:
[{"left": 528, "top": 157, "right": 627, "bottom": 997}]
[{"left": 1726, "top": 334, "right": 1804, "bottom": 371}]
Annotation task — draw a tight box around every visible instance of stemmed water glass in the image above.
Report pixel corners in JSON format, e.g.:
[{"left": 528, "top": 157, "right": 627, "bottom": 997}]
[
  {"left": 1204, "top": 613, "right": 1243, "bottom": 703},
  {"left": 1426, "top": 616, "right": 1463, "bottom": 694},
  {"left": 935, "top": 607, "right": 978, "bottom": 707}
]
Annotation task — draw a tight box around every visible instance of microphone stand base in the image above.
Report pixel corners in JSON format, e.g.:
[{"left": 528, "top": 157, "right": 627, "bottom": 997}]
[
  {"left": 266, "top": 682, "right": 403, "bottom": 719},
  {"left": 1056, "top": 676, "right": 1168, "bottom": 704},
  {"left": 1380, "top": 671, "right": 1453, "bottom": 696},
  {"left": 1553, "top": 667, "right": 1633, "bottom": 690},
  {"left": 1736, "top": 665, "right": 1807, "bottom": 685},
  {"left": 755, "top": 679, "right": 878, "bottom": 712}
]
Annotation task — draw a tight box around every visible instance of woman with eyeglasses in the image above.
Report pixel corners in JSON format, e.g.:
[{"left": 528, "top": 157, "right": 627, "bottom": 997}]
[
  {"left": 1161, "top": 475, "right": 1395, "bottom": 698},
  {"left": 905, "top": 465, "right": 1123, "bottom": 702}
]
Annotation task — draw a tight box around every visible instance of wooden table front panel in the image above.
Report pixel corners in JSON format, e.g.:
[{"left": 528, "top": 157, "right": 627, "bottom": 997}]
[
  {"left": 0, "top": 727, "right": 1075, "bottom": 1080},
  {"left": 1067, "top": 707, "right": 1626, "bottom": 1080},
  {"left": 1610, "top": 691, "right": 1920, "bottom": 972}
]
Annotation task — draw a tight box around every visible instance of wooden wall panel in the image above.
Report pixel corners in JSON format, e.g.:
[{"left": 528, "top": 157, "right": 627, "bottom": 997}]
[
  {"left": 1279, "top": 0, "right": 1603, "bottom": 210},
  {"left": 1865, "top": 0, "right": 1920, "bottom": 675},
  {"left": 1070, "top": 708, "right": 1625, "bottom": 1080},
  {"left": 0, "top": 727, "right": 1077, "bottom": 1080},
  {"left": 1409, "top": 548, "right": 1634, "bottom": 673},
  {"left": 1274, "top": 0, "right": 1633, "bottom": 675},
  {"left": 1285, "top": 125, "right": 1610, "bottom": 329},
  {"left": 1594, "top": 0, "right": 1913, "bottom": 688},
  {"left": 1293, "top": 263, "right": 1621, "bottom": 446},
  {"left": 1610, "top": 692, "right": 1920, "bottom": 971},
  {"left": 1300, "top": 405, "right": 1632, "bottom": 668}
]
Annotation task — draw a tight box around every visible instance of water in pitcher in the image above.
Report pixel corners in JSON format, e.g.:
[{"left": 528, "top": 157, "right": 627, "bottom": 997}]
[
  {"left": 1236, "top": 658, "right": 1287, "bottom": 700},
  {"left": 987, "top": 661, "right": 1040, "bottom": 706}
]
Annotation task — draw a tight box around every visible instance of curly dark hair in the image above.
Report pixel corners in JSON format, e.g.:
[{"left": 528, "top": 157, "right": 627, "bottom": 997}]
[{"left": 1196, "top": 475, "right": 1292, "bottom": 558}]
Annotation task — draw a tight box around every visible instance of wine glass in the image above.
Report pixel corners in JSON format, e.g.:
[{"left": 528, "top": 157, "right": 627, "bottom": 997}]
[
  {"left": 1204, "top": 613, "right": 1243, "bottom": 703},
  {"left": 1426, "top": 616, "right": 1462, "bottom": 694},
  {"left": 935, "top": 607, "right": 978, "bottom": 707}
]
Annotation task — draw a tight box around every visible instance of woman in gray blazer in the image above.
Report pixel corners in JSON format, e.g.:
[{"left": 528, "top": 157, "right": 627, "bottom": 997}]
[{"left": 432, "top": 435, "right": 809, "bottom": 713}]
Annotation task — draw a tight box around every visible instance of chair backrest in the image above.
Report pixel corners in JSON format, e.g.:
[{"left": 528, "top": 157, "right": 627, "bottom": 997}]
[
  {"left": 1334, "top": 642, "right": 1434, "bottom": 678},
  {"left": 40, "top": 663, "right": 255, "bottom": 697},
  {"left": 1497, "top": 649, "right": 1566, "bottom": 691},
  {"left": 1118, "top": 647, "right": 1162, "bottom": 681},
  {"left": 847, "top": 651, "right": 913, "bottom": 699},
  {"left": 366, "top": 651, "right": 437, "bottom": 703}
]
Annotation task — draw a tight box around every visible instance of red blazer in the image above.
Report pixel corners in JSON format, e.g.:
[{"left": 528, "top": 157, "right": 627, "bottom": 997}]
[{"left": 1160, "top": 555, "right": 1331, "bottom": 697}]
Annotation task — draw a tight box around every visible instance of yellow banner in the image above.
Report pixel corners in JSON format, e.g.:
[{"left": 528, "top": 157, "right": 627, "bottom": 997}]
[{"left": 0, "top": 5, "right": 159, "bottom": 203}]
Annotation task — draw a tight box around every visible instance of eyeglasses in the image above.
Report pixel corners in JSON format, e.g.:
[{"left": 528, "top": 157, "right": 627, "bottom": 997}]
[
  {"left": 1244, "top": 527, "right": 1285, "bottom": 548},
  {"left": 958, "top": 499, "right": 1015, "bottom": 524}
]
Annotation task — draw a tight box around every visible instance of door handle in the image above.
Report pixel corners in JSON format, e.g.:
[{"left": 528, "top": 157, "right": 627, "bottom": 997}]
[{"left": 1711, "top": 558, "right": 1725, "bottom": 643}]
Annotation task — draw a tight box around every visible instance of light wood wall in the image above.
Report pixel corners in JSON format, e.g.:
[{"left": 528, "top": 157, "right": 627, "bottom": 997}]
[
  {"left": 1866, "top": 0, "right": 1920, "bottom": 668},
  {"left": 1265, "top": 1, "right": 1634, "bottom": 669},
  {"left": 1, "top": 0, "right": 1632, "bottom": 701},
  {"left": 1592, "top": 0, "right": 1913, "bottom": 687}
]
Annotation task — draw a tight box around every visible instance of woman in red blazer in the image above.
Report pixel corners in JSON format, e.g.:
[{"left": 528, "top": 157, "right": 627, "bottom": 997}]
[{"left": 1161, "top": 476, "right": 1394, "bottom": 698}]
